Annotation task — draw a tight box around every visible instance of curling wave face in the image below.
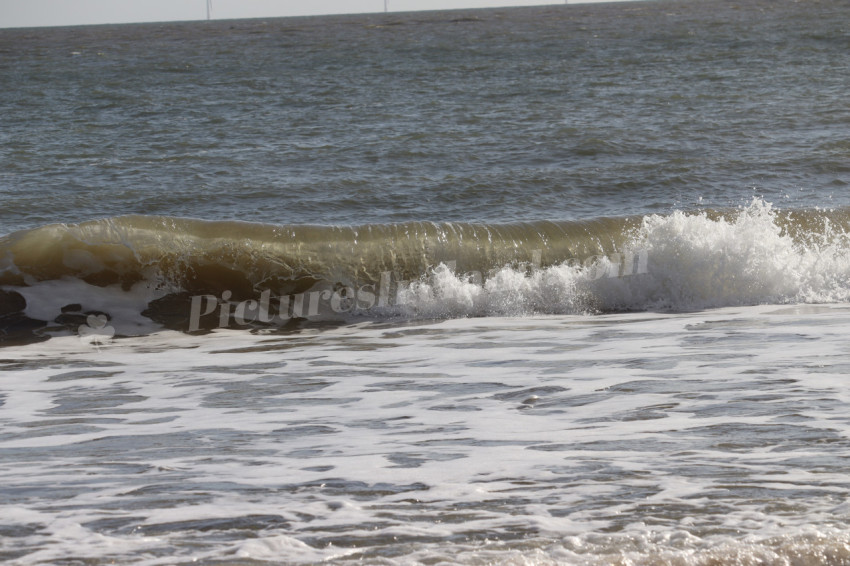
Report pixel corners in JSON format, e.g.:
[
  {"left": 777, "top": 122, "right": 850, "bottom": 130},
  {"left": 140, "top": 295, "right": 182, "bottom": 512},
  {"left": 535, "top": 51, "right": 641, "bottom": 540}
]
[{"left": 2, "top": 198, "right": 850, "bottom": 344}]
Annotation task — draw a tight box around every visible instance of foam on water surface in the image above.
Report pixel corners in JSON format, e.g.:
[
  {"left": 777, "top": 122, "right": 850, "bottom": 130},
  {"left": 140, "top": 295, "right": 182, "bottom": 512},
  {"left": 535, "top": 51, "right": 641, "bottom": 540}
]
[
  {"left": 3, "top": 304, "right": 850, "bottom": 563},
  {"left": 4, "top": 0, "right": 850, "bottom": 561},
  {"left": 6, "top": 199, "right": 850, "bottom": 346}
]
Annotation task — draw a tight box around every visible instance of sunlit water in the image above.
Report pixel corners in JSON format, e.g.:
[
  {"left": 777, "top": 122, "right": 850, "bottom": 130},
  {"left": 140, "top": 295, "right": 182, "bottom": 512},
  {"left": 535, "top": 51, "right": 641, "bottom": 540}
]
[
  {"left": 5, "top": 305, "right": 850, "bottom": 564},
  {"left": 3, "top": 0, "right": 850, "bottom": 563}
]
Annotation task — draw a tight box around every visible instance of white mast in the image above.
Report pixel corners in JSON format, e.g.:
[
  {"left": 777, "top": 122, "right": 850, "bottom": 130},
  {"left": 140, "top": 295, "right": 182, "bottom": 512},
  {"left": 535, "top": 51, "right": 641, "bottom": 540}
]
[{"left": 206, "top": 0, "right": 212, "bottom": 20}]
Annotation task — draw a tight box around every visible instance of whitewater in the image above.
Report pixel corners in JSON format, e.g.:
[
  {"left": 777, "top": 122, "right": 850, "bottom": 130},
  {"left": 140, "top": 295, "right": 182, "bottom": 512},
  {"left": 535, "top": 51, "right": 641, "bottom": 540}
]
[{"left": 4, "top": 0, "right": 850, "bottom": 562}]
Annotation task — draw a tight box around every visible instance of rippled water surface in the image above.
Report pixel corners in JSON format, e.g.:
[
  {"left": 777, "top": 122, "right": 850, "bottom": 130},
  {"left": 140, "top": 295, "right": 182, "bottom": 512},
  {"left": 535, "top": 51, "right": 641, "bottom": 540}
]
[
  {"left": 1, "top": 0, "right": 849, "bottom": 233},
  {"left": 3, "top": 0, "right": 850, "bottom": 563}
]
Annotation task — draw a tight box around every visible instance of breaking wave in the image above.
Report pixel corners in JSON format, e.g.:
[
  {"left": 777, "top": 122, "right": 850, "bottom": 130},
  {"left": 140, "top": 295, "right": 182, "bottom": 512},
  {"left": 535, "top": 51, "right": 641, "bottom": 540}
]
[{"left": 2, "top": 198, "right": 850, "bottom": 344}]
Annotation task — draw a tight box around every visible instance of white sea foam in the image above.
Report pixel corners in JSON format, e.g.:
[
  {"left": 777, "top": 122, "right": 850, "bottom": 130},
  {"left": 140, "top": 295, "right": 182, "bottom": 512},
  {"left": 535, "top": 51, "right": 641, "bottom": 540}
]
[
  {"left": 396, "top": 199, "right": 850, "bottom": 318},
  {"left": 13, "top": 278, "right": 163, "bottom": 336},
  {"left": 3, "top": 304, "right": 850, "bottom": 563}
]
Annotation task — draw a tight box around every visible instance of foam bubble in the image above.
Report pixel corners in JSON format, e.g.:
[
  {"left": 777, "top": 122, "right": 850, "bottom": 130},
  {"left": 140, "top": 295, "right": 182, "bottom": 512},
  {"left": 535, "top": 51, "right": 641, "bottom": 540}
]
[{"left": 393, "top": 198, "right": 850, "bottom": 317}]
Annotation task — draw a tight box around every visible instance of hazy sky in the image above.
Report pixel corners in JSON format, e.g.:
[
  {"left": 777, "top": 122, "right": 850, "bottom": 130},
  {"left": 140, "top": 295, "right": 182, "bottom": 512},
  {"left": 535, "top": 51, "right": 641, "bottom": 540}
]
[{"left": 1, "top": 0, "right": 624, "bottom": 29}]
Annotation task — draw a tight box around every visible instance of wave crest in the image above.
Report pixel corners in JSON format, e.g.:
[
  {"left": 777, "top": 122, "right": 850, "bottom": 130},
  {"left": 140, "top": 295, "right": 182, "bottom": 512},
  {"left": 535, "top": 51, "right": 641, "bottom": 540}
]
[{"left": 2, "top": 199, "right": 850, "bottom": 344}]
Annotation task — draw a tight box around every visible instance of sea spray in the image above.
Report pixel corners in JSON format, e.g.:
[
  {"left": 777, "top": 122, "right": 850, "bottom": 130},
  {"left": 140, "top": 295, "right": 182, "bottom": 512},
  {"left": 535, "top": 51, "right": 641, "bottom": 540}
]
[{"left": 5, "top": 199, "right": 850, "bottom": 344}]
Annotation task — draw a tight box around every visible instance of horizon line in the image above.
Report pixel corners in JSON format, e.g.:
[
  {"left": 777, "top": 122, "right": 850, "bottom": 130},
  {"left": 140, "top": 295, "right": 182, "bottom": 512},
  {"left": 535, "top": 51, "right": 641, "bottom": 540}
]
[{"left": 0, "top": 0, "right": 645, "bottom": 31}]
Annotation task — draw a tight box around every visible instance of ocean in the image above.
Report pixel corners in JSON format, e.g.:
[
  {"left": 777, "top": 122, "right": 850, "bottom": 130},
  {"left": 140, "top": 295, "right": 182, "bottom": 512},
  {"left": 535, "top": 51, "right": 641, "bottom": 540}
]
[{"left": 2, "top": 0, "right": 850, "bottom": 563}]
